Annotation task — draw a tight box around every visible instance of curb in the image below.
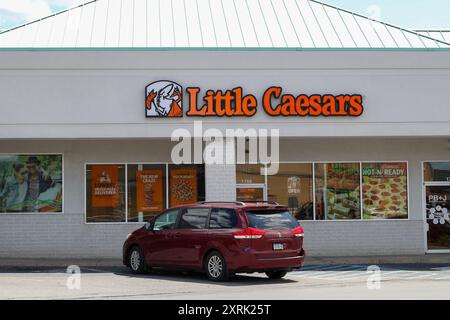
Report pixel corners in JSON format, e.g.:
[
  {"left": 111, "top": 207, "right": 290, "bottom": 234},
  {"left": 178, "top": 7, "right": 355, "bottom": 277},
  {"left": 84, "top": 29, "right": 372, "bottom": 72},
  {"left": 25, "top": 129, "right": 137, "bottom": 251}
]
[
  {"left": 0, "top": 254, "right": 449, "bottom": 269},
  {"left": 305, "top": 254, "right": 450, "bottom": 265}
]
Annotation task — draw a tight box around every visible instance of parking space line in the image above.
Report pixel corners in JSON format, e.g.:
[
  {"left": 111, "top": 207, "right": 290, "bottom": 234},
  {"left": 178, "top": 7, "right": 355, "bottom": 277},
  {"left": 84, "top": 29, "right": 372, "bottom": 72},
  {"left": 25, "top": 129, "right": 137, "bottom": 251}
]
[{"left": 290, "top": 264, "right": 450, "bottom": 282}]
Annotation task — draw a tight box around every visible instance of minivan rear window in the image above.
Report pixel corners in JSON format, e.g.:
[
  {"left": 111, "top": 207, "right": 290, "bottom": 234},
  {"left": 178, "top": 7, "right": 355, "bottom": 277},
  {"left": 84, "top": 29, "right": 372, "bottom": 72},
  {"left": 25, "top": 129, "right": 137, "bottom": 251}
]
[{"left": 246, "top": 211, "right": 299, "bottom": 230}]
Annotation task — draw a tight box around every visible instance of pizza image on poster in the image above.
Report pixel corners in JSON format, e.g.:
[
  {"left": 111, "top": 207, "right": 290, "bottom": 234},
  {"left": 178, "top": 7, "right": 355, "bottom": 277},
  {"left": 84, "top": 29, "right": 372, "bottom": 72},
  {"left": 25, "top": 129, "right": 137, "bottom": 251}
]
[{"left": 362, "top": 163, "right": 408, "bottom": 219}]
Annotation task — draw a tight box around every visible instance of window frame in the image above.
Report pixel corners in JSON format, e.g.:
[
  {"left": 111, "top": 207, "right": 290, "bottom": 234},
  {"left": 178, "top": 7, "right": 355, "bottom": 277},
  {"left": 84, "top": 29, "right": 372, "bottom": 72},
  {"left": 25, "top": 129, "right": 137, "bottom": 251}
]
[
  {"left": 237, "top": 161, "right": 410, "bottom": 222},
  {"left": 84, "top": 162, "right": 205, "bottom": 225},
  {"left": 0, "top": 153, "right": 64, "bottom": 215}
]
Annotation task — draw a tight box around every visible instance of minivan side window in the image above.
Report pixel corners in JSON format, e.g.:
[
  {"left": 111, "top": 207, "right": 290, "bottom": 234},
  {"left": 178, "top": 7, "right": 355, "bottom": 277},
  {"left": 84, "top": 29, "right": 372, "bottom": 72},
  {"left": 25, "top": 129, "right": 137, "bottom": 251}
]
[
  {"left": 209, "top": 208, "right": 237, "bottom": 229},
  {"left": 178, "top": 208, "right": 210, "bottom": 229},
  {"left": 153, "top": 209, "right": 179, "bottom": 230}
]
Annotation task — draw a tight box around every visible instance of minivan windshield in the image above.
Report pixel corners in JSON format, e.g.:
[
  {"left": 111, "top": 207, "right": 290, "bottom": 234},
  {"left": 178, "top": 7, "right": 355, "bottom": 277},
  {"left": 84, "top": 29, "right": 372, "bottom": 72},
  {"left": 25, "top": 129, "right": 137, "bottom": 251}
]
[{"left": 246, "top": 210, "right": 299, "bottom": 230}]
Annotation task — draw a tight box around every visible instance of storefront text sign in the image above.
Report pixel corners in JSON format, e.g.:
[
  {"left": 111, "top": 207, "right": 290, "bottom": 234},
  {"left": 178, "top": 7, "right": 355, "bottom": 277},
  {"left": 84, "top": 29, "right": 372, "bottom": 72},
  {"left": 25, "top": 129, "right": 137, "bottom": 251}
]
[{"left": 145, "top": 80, "right": 364, "bottom": 118}]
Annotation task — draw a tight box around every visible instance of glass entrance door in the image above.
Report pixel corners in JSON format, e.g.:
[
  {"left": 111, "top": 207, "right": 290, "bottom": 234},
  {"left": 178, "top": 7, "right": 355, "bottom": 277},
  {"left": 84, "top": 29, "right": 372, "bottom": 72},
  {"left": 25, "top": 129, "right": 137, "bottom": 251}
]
[
  {"left": 425, "top": 185, "right": 450, "bottom": 251},
  {"left": 236, "top": 184, "right": 266, "bottom": 202}
]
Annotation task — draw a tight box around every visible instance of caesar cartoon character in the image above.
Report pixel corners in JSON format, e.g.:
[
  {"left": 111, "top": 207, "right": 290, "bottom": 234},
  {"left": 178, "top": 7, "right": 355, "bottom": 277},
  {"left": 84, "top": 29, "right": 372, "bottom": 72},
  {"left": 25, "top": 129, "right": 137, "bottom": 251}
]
[{"left": 146, "top": 81, "right": 183, "bottom": 117}]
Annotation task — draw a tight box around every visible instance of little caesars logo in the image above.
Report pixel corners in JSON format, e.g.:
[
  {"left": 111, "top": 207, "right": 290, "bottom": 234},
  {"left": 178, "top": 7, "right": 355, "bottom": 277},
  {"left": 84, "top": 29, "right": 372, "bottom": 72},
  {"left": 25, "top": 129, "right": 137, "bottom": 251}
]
[
  {"left": 145, "top": 80, "right": 183, "bottom": 117},
  {"left": 145, "top": 80, "right": 364, "bottom": 118}
]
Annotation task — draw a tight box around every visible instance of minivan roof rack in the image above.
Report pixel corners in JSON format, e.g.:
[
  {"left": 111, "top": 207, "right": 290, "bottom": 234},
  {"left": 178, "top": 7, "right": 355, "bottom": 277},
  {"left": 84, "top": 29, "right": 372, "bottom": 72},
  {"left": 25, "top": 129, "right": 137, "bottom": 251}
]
[
  {"left": 197, "top": 201, "right": 246, "bottom": 206},
  {"left": 197, "top": 201, "right": 280, "bottom": 206},
  {"left": 242, "top": 201, "right": 280, "bottom": 205}
]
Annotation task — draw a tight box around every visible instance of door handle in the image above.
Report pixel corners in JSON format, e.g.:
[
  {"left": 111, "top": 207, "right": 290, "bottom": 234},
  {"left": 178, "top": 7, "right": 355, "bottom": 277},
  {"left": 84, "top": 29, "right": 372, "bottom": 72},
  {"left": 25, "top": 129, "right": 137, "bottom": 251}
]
[{"left": 165, "top": 232, "right": 181, "bottom": 239}]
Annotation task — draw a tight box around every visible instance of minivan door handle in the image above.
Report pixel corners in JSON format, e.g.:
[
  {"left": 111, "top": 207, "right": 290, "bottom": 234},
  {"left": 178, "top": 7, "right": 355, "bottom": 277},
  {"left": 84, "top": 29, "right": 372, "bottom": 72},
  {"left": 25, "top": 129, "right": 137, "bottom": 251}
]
[{"left": 172, "top": 232, "right": 181, "bottom": 239}]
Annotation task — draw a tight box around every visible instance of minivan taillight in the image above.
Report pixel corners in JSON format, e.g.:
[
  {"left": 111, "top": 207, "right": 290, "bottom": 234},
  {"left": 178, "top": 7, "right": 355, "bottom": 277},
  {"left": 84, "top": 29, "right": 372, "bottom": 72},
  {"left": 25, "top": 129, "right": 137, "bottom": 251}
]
[
  {"left": 233, "top": 227, "right": 266, "bottom": 239},
  {"left": 291, "top": 225, "right": 304, "bottom": 238}
]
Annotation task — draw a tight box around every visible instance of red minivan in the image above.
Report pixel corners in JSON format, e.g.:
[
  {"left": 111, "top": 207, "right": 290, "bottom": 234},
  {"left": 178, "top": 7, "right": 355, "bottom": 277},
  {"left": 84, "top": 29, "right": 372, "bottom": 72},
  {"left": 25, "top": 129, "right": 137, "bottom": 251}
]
[{"left": 123, "top": 201, "right": 305, "bottom": 281}]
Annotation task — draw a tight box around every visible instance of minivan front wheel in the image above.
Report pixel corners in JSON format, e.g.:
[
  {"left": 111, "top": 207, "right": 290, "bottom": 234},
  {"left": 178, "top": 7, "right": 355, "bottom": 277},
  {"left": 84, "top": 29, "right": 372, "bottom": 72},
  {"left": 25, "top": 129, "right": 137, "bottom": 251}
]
[
  {"left": 205, "top": 251, "right": 229, "bottom": 281},
  {"left": 266, "top": 270, "right": 288, "bottom": 279},
  {"left": 129, "top": 246, "right": 146, "bottom": 274}
]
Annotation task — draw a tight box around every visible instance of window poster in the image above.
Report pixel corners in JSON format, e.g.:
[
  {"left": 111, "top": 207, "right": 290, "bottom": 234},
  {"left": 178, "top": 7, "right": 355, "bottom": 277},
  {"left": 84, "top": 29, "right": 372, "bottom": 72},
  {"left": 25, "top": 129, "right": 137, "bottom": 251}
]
[
  {"left": 136, "top": 169, "right": 164, "bottom": 212},
  {"left": 0, "top": 154, "right": 63, "bottom": 213},
  {"left": 91, "top": 165, "right": 119, "bottom": 208},
  {"left": 170, "top": 168, "right": 198, "bottom": 206},
  {"left": 321, "top": 163, "right": 361, "bottom": 220},
  {"left": 362, "top": 162, "right": 408, "bottom": 219}
]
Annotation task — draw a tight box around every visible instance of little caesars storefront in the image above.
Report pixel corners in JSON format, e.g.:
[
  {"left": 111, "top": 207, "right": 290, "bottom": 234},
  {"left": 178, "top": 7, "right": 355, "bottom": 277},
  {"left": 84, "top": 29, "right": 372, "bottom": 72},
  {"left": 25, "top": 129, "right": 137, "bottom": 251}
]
[{"left": 0, "top": 1, "right": 449, "bottom": 260}]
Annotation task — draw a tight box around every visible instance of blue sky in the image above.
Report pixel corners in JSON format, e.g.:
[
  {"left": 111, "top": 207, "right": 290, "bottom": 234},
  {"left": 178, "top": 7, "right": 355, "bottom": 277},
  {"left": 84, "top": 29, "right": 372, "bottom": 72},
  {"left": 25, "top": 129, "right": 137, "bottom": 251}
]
[
  {"left": 0, "top": 0, "right": 449, "bottom": 32},
  {"left": 325, "top": 0, "right": 450, "bottom": 30}
]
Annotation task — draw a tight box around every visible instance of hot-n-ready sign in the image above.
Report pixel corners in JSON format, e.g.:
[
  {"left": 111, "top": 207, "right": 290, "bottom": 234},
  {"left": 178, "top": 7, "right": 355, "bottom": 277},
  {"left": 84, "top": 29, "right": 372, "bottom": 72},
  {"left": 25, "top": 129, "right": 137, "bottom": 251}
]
[{"left": 145, "top": 80, "right": 363, "bottom": 118}]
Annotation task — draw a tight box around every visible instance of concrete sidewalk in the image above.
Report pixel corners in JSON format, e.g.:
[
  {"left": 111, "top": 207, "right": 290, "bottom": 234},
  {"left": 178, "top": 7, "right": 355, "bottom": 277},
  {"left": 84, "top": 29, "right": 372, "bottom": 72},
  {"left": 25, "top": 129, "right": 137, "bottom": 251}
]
[{"left": 0, "top": 254, "right": 449, "bottom": 268}]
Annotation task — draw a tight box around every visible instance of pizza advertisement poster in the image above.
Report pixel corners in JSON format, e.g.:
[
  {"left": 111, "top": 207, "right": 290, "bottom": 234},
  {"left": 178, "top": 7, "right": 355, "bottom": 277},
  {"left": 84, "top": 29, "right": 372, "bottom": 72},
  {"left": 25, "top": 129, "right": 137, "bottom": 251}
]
[
  {"left": 136, "top": 170, "right": 164, "bottom": 213},
  {"left": 92, "top": 165, "right": 119, "bottom": 208},
  {"left": 170, "top": 168, "right": 198, "bottom": 206},
  {"left": 362, "top": 162, "right": 408, "bottom": 219}
]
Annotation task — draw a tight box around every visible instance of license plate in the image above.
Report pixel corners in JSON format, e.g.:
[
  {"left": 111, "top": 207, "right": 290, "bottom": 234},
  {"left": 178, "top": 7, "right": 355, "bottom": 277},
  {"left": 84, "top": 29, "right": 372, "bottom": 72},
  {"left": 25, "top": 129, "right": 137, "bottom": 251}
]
[{"left": 273, "top": 243, "right": 284, "bottom": 251}]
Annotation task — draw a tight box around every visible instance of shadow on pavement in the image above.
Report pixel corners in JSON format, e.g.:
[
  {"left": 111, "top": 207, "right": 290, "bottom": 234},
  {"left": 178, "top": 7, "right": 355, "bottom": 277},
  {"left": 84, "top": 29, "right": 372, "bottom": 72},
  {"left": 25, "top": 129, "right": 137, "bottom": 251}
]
[
  {"left": 113, "top": 268, "right": 298, "bottom": 286},
  {"left": 0, "top": 265, "right": 297, "bottom": 286}
]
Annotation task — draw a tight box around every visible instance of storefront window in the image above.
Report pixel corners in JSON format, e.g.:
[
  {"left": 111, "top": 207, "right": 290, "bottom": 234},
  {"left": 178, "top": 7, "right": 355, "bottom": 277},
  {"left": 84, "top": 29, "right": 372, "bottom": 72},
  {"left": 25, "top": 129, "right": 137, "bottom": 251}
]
[
  {"left": 86, "top": 164, "right": 126, "bottom": 223},
  {"left": 0, "top": 154, "right": 63, "bottom": 213},
  {"left": 362, "top": 162, "right": 408, "bottom": 219},
  {"left": 267, "top": 164, "right": 313, "bottom": 220},
  {"left": 86, "top": 163, "right": 205, "bottom": 223},
  {"left": 127, "top": 164, "right": 166, "bottom": 223},
  {"left": 315, "top": 163, "right": 361, "bottom": 220},
  {"left": 424, "top": 162, "right": 450, "bottom": 182},
  {"left": 236, "top": 161, "right": 409, "bottom": 221},
  {"left": 169, "top": 164, "right": 205, "bottom": 207},
  {"left": 236, "top": 164, "right": 265, "bottom": 184}
]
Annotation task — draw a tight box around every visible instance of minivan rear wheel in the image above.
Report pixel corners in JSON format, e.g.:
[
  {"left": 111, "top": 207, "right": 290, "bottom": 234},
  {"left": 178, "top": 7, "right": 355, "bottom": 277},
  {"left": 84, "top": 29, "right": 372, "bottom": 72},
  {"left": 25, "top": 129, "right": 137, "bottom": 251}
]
[
  {"left": 266, "top": 270, "right": 288, "bottom": 279},
  {"left": 205, "top": 251, "right": 229, "bottom": 281},
  {"left": 129, "top": 246, "right": 146, "bottom": 274}
]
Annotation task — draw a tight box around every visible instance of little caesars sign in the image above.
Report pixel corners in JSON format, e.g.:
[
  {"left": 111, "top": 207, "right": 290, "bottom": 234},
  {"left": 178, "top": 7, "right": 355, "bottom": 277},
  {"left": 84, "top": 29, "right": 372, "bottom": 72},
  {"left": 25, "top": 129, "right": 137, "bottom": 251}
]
[{"left": 145, "top": 80, "right": 364, "bottom": 118}]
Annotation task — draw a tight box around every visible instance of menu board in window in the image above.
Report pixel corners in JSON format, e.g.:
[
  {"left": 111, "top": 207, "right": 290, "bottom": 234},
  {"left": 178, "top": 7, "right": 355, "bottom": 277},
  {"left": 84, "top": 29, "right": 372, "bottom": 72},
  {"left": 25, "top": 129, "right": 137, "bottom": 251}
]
[
  {"left": 362, "top": 162, "right": 408, "bottom": 220},
  {"left": 170, "top": 168, "right": 198, "bottom": 206},
  {"left": 136, "top": 169, "right": 164, "bottom": 213},
  {"left": 91, "top": 165, "right": 119, "bottom": 208}
]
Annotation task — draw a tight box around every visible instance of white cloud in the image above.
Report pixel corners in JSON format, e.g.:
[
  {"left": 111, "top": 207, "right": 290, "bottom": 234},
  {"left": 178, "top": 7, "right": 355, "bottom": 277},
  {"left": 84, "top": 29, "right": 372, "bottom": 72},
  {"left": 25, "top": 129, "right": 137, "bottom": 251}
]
[
  {"left": 46, "top": 0, "right": 86, "bottom": 6},
  {"left": 0, "top": 0, "right": 86, "bottom": 30},
  {"left": 0, "top": 0, "right": 51, "bottom": 22}
]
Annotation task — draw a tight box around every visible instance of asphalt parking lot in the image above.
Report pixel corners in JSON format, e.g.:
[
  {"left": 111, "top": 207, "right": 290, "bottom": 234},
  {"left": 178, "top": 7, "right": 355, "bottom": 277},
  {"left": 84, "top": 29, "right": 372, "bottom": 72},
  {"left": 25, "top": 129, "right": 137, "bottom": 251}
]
[{"left": 1, "top": 264, "right": 449, "bottom": 300}]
